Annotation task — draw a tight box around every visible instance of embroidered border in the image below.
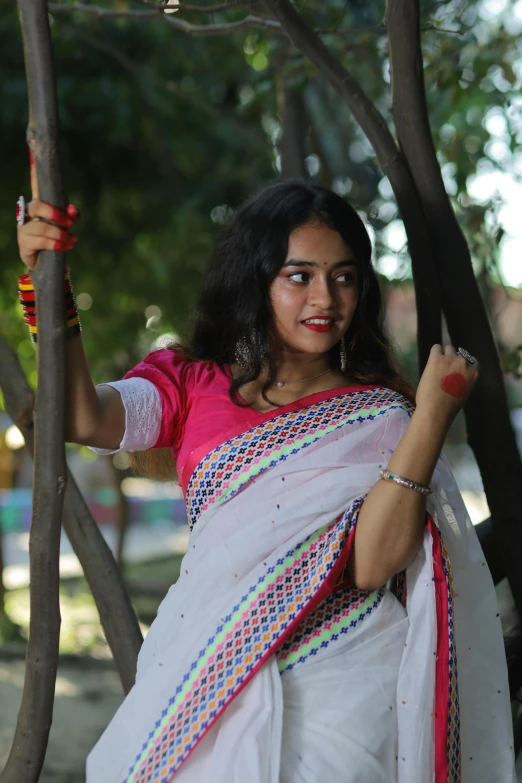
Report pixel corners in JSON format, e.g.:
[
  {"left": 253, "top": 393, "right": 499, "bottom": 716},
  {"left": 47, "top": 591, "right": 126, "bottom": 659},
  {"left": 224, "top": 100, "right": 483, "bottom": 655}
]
[
  {"left": 276, "top": 587, "right": 384, "bottom": 674},
  {"left": 123, "top": 498, "right": 364, "bottom": 783},
  {"left": 440, "top": 536, "right": 460, "bottom": 783},
  {"left": 429, "top": 518, "right": 461, "bottom": 783},
  {"left": 186, "top": 388, "right": 411, "bottom": 531}
]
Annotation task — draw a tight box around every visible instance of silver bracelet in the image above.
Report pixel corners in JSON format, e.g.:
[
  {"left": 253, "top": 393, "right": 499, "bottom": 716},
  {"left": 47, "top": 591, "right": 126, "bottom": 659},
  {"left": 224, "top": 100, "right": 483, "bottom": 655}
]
[{"left": 379, "top": 468, "right": 432, "bottom": 496}]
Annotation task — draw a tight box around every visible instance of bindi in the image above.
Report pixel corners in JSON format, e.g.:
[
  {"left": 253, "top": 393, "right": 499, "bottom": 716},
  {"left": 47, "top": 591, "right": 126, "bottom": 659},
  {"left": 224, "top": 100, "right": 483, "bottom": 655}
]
[{"left": 440, "top": 373, "right": 466, "bottom": 399}]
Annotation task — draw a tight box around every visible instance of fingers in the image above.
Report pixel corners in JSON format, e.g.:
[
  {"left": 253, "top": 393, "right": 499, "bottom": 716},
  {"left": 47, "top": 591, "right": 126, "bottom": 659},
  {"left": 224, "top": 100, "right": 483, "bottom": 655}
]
[
  {"left": 26, "top": 200, "right": 80, "bottom": 228},
  {"left": 22, "top": 234, "right": 76, "bottom": 254},
  {"left": 430, "top": 343, "right": 479, "bottom": 376},
  {"left": 22, "top": 220, "right": 75, "bottom": 243}
]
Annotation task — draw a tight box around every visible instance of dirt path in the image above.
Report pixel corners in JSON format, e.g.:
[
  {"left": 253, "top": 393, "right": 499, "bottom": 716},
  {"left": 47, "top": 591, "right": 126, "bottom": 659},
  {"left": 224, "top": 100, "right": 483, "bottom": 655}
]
[{"left": 0, "top": 658, "right": 123, "bottom": 782}]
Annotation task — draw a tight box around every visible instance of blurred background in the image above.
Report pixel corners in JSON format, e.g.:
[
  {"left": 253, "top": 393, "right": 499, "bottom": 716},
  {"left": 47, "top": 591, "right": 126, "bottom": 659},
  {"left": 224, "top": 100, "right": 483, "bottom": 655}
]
[{"left": 1, "top": 0, "right": 522, "bottom": 778}]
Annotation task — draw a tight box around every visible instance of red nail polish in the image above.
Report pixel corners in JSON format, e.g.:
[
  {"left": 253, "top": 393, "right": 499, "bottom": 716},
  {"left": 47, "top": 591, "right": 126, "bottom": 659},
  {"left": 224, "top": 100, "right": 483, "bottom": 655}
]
[
  {"left": 50, "top": 206, "right": 71, "bottom": 226},
  {"left": 66, "top": 204, "right": 80, "bottom": 218},
  {"left": 53, "top": 240, "right": 72, "bottom": 252}
]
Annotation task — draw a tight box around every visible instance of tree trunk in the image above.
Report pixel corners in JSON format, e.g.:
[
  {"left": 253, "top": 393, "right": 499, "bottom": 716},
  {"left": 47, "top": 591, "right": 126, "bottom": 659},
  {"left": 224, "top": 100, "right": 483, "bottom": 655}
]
[
  {"left": 386, "top": 0, "right": 522, "bottom": 617},
  {"left": 0, "top": 335, "right": 143, "bottom": 693},
  {"left": 111, "top": 458, "right": 130, "bottom": 571},
  {"left": 273, "top": 40, "right": 308, "bottom": 180},
  {"left": 263, "top": 0, "right": 442, "bottom": 369},
  {"left": 3, "top": 2, "right": 69, "bottom": 779}
]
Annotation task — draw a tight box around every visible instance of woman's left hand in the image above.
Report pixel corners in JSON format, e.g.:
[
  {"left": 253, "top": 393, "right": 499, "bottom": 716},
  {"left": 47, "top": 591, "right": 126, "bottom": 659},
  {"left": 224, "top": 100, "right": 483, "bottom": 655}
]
[{"left": 415, "top": 344, "right": 479, "bottom": 428}]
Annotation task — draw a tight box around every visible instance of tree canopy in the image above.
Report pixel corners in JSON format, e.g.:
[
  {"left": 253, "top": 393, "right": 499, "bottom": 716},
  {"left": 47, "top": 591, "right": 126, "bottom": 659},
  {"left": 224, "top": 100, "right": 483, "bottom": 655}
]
[{"left": 1, "top": 0, "right": 521, "bottom": 388}]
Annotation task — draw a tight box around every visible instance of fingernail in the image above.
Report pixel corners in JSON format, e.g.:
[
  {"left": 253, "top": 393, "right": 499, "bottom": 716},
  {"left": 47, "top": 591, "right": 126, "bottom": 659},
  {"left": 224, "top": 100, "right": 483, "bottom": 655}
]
[
  {"left": 54, "top": 240, "right": 72, "bottom": 252},
  {"left": 66, "top": 204, "right": 80, "bottom": 218},
  {"left": 50, "top": 206, "right": 71, "bottom": 226}
]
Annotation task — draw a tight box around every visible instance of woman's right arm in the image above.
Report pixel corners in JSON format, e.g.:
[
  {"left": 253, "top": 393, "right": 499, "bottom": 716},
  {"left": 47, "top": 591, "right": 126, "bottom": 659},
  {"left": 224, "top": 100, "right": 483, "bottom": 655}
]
[
  {"left": 63, "top": 335, "right": 126, "bottom": 449},
  {"left": 18, "top": 198, "right": 126, "bottom": 450}
]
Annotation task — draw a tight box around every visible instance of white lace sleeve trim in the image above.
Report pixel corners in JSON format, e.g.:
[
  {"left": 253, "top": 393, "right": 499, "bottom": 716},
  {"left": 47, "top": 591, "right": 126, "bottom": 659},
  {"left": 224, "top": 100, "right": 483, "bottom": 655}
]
[{"left": 88, "top": 377, "right": 163, "bottom": 455}]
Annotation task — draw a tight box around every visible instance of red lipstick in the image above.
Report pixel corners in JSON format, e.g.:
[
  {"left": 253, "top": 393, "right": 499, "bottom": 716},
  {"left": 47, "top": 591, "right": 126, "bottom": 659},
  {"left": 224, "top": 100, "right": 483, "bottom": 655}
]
[
  {"left": 303, "top": 322, "right": 334, "bottom": 332},
  {"left": 301, "top": 316, "right": 337, "bottom": 333}
]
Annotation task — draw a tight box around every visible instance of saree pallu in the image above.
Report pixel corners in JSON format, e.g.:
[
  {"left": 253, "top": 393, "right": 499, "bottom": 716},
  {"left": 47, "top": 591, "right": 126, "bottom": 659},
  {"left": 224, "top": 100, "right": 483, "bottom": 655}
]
[{"left": 87, "top": 387, "right": 515, "bottom": 782}]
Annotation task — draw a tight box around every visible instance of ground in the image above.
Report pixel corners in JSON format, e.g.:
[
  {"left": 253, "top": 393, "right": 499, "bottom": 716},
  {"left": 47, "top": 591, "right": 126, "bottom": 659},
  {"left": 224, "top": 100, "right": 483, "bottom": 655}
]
[{"left": 0, "top": 657, "right": 122, "bottom": 782}]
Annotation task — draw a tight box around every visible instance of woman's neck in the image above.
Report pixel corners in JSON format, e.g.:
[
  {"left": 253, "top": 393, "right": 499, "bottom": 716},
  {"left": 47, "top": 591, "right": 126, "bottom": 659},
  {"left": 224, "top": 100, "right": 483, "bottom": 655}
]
[{"left": 230, "top": 359, "right": 354, "bottom": 413}]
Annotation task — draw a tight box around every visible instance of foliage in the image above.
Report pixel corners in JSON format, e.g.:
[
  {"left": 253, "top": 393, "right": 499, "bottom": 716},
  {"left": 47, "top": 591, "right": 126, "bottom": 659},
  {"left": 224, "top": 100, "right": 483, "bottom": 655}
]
[
  {"left": 0, "top": 0, "right": 521, "bottom": 394},
  {"left": 0, "top": 10, "right": 275, "bottom": 388}
]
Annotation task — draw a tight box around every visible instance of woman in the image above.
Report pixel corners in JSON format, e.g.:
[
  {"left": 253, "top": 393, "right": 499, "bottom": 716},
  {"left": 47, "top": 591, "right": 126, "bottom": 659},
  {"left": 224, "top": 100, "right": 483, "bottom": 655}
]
[{"left": 17, "top": 180, "right": 515, "bottom": 782}]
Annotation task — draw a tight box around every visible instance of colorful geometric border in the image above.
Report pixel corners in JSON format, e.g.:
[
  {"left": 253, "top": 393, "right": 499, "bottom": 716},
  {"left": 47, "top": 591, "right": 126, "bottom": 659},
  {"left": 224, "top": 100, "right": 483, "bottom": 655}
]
[
  {"left": 186, "top": 388, "right": 412, "bottom": 531},
  {"left": 124, "top": 498, "right": 364, "bottom": 783},
  {"left": 276, "top": 586, "right": 384, "bottom": 674}
]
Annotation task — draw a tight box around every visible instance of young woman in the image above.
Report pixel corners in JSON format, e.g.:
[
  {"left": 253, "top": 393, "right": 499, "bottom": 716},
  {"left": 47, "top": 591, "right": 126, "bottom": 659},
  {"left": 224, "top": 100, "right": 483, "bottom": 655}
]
[{"left": 17, "top": 180, "right": 515, "bottom": 782}]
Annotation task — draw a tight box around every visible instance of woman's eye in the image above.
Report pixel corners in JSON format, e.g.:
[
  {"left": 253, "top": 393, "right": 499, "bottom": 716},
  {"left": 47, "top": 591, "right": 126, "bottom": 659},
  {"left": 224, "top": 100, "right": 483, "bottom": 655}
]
[
  {"left": 336, "top": 272, "right": 356, "bottom": 284},
  {"left": 288, "top": 272, "right": 310, "bottom": 283}
]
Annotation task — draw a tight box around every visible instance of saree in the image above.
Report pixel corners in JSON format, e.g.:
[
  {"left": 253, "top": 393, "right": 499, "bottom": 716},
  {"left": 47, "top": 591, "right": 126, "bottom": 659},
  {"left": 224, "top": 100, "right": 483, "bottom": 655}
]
[{"left": 87, "top": 386, "right": 515, "bottom": 782}]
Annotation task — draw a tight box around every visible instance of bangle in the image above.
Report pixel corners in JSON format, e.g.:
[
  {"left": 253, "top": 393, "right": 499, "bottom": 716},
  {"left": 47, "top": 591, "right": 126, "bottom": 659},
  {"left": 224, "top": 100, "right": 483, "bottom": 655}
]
[
  {"left": 379, "top": 468, "right": 432, "bottom": 496},
  {"left": 18, "top": 266, "right": 82, "bottom": 344}
]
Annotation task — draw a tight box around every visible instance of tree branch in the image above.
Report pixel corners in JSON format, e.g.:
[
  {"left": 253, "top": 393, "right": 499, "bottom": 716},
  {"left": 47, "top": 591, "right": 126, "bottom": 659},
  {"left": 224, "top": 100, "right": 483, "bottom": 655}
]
[
  {"left": 137, "top": 0, "right": 264, "bottom": 12},
  {"left": 48, "top": 2, "right": 283, "bottom": 34},
  {"left": 0, "top": 335, "right": 143, "bottom": 694}
]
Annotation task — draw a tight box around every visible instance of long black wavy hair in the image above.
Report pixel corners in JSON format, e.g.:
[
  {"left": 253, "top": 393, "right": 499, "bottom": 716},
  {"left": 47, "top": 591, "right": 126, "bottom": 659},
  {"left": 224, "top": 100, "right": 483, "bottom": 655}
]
[
  {"left": 185, "top": 179, "right": 409, "bottom": 402},
  {"left": 130, "top": 180, "right": 413, "bottom": 479}
]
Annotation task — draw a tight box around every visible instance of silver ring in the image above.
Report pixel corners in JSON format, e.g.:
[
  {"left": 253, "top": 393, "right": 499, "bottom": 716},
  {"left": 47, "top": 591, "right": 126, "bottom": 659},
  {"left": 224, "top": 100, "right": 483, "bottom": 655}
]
[
  {"left": 16, "top": 195, "right": 27, "bottom": 226},
  {"left": 457, "top": 347, "right": 476, "bottom": 365}
]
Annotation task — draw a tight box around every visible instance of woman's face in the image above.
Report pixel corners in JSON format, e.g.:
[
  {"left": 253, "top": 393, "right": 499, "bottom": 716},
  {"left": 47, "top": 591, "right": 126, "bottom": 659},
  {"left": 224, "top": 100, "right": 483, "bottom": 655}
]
[{"left": 269, "top": 222, "right": 359, "bottom": 359}]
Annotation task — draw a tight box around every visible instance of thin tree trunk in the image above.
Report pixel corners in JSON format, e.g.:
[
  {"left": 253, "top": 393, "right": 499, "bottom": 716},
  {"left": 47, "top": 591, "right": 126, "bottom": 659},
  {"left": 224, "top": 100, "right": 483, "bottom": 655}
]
[
  {"left": 272, "top": 40, "right": 308, "bottom": 180},
  {"left": 3, "top": 2, "right": 69, "bottom": 779},
  {"left": 386, "top": 0, "right": 522, "bottom": 617},
  {"left": 111, "top": 459, "right": 130, "bottom": 571},
  {"left": 0, "top": 335, "right": 143, "bottom": 692},
  {"left": 264, "top": 0, "right": 442, "bottom": 369},
  {"left": 279, "top": 84, "right": 308, "bottom": 179}
]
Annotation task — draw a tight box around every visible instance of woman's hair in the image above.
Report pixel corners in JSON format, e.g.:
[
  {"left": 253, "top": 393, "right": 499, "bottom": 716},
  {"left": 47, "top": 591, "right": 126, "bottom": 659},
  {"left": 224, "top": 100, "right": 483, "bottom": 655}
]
[{"left": 130, "top": 179, "right": 413, "bottom": 479}]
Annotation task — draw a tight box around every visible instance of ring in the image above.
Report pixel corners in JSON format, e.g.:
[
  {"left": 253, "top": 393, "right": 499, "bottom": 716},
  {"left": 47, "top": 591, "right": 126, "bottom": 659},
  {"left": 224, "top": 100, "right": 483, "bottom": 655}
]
[
  {"left": 457, "top": 347, "right": 476, "bottom": 365},
  {"left": 16, "top": 195, "right": 27, "bottom": 226}
]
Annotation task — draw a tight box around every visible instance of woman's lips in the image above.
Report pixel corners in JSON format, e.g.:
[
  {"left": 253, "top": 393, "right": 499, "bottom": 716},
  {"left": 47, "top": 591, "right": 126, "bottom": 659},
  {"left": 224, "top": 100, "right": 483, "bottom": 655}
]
[{"left": 302, "top": 319, "right": 337, "bottom": 333}]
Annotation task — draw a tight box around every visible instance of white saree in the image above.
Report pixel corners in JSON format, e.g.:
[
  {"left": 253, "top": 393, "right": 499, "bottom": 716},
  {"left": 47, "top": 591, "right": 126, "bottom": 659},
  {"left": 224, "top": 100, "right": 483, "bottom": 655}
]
[{"left": 87, "top": 387, "right": 515, "bottom": 782}]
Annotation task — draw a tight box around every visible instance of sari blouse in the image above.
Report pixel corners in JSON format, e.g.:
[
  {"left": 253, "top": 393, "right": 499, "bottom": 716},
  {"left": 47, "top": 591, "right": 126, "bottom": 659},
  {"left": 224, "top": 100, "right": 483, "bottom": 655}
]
[{"left": 100, "top": 348, "right": 377, "bottom": 496}]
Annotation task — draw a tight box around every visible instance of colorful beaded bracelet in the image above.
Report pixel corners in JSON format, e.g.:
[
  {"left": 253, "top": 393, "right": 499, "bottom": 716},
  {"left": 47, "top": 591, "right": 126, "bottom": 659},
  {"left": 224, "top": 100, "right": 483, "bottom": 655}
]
[{"left": 18, "top": 266, "right": 82, "bottom": 344}]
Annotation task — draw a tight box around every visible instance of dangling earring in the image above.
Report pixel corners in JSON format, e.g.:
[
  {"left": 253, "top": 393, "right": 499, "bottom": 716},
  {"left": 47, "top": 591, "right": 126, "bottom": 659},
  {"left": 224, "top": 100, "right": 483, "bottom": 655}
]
[
  {"left": 340, "top": 336, "right": 347, "bottom": 373},
  {"left": 235, "top": 333, "right": 254, "bottom": 372}
]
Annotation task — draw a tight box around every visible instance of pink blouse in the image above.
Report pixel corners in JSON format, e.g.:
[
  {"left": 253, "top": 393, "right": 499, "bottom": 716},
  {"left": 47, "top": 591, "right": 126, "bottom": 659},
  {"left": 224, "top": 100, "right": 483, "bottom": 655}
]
[{"left": 94, "top": 349, "right": 376, "bottom": 495}]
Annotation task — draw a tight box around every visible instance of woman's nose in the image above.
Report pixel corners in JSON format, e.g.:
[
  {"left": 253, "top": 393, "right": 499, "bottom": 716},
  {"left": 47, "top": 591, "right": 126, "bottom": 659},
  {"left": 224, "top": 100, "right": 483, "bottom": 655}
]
[{"left": 308, "top": 279, "right": 336, "bottom": 309}]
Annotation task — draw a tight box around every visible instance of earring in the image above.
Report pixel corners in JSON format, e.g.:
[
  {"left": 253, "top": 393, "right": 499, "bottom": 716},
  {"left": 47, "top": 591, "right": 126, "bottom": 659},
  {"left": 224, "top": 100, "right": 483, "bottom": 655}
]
[
  {"left": 340, "top": 336, "right": 347, "bottom": 373},
  {"left": 234, "top": 335, "right": 253, "bottom": 372}
]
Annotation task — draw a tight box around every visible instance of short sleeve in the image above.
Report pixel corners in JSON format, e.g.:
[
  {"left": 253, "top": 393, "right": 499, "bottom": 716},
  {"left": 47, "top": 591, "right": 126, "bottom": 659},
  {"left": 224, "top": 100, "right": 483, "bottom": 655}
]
[
  {"left": 88, "top": 349, "right": 195, "bottom": 457},
  {"left": 122, "top": 349, "right": 194, "bottom": 454}
]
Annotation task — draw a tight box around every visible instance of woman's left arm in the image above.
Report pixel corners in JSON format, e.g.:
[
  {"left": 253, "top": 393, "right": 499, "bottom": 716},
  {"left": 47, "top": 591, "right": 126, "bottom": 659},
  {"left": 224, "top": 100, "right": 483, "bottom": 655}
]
[{"left": 347, "top": 344, "right": 479, "bottom": 591}]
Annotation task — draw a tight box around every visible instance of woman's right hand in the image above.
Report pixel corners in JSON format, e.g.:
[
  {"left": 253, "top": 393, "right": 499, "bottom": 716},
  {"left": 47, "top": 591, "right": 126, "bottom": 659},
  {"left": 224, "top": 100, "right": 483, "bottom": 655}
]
[{"left": 17, "top": 200, "right": 79, "bottom": 270}]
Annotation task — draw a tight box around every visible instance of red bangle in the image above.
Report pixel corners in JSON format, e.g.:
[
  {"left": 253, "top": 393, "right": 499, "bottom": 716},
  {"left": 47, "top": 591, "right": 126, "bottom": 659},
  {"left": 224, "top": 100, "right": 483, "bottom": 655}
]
[{"left": 17, "top": 266, "right": 82, "bottom": 344}]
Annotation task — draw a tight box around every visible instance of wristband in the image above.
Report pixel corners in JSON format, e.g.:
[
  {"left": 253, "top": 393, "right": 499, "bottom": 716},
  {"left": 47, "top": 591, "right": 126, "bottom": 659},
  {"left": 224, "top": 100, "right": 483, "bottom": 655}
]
[
  {"left": 379, "top": 468, "right": 432, "bottom": 496},
  {"left": 18, "top": 266, "right": 82, "bottom": 344}
]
